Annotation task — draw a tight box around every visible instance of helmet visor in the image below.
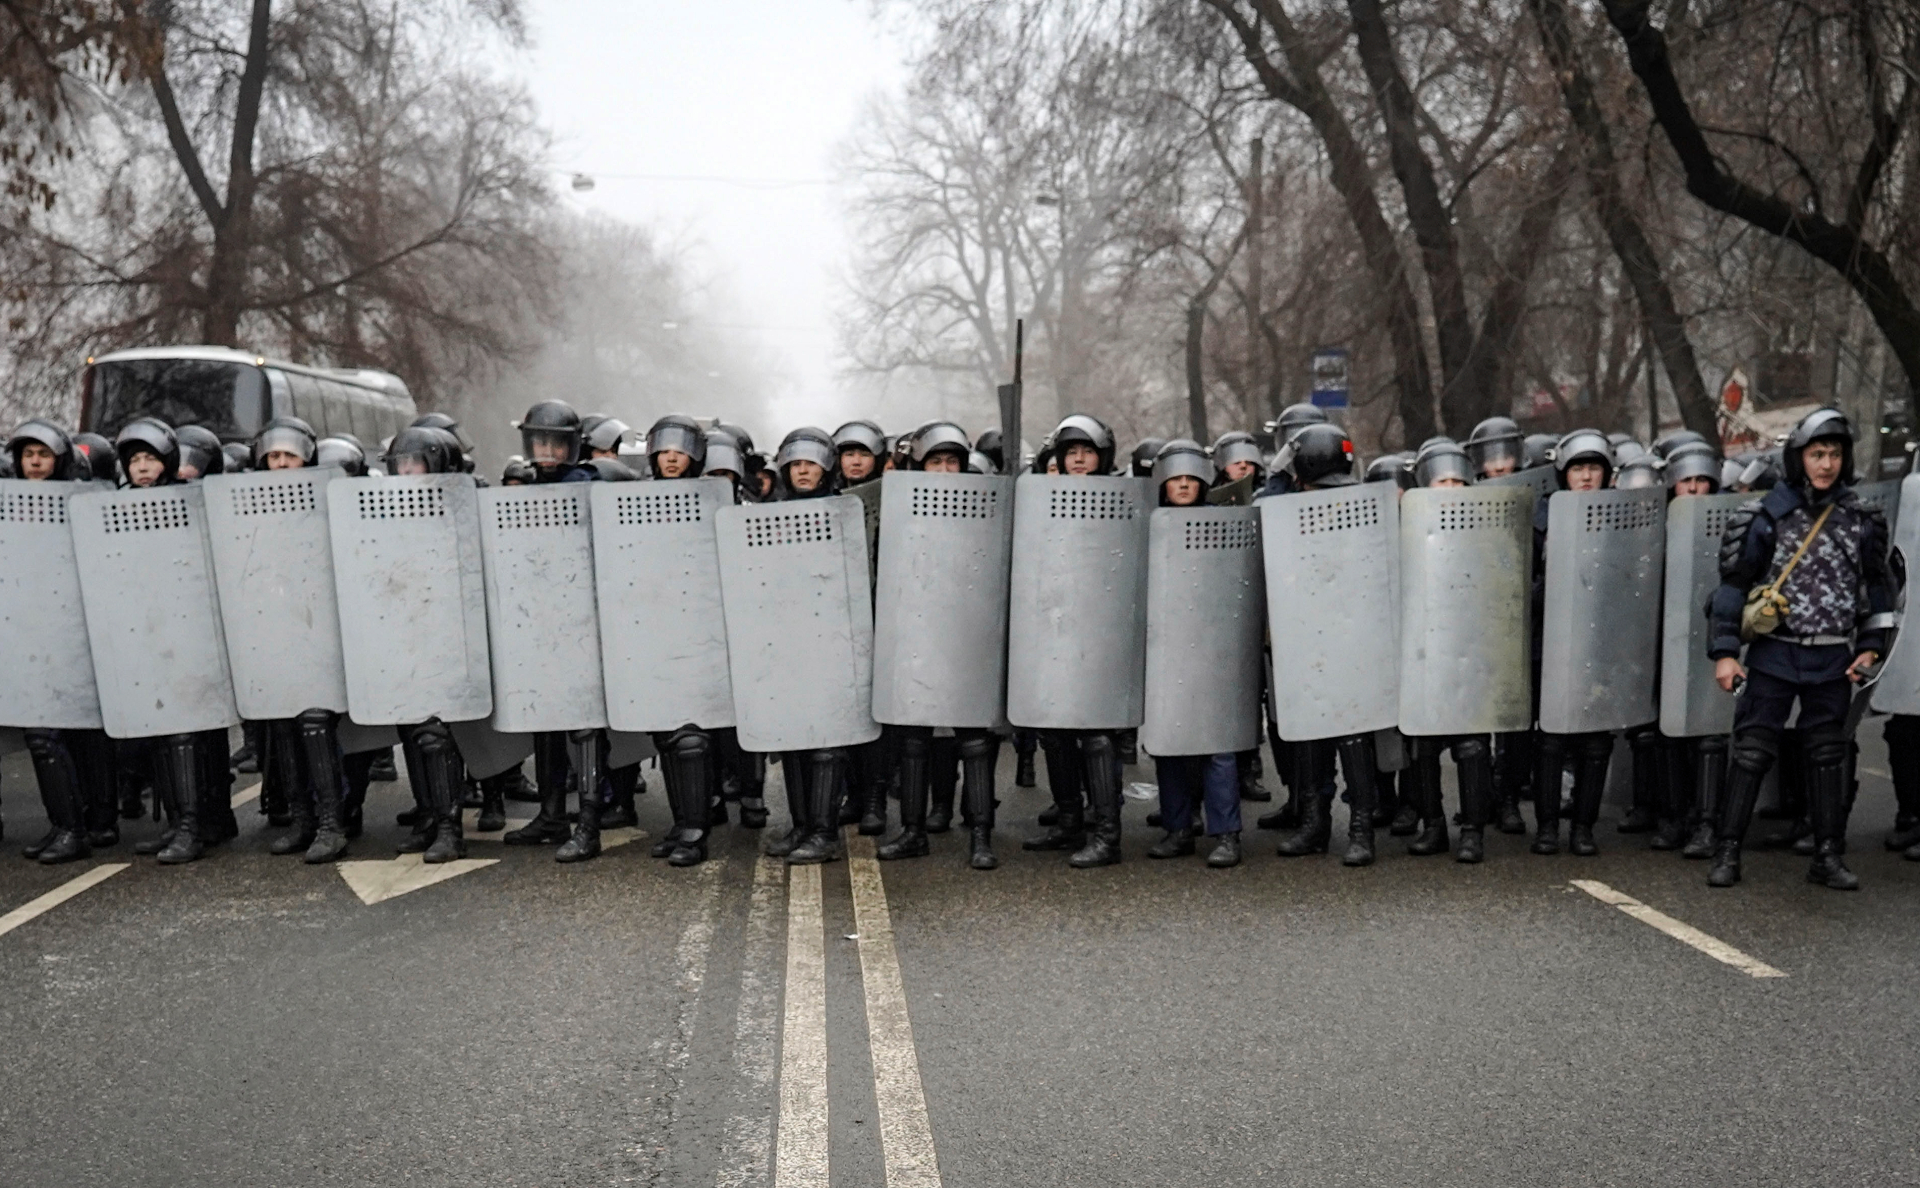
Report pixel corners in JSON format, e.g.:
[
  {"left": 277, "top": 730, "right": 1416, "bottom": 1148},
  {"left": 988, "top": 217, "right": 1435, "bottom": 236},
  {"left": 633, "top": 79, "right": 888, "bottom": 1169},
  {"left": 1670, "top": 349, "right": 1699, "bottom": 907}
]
[
  {"left": 1466, "top": 438, "right": 1523, "bottom": 476},
  {"left": 522, "top": 427, "right": 579, "bottom": 467}
]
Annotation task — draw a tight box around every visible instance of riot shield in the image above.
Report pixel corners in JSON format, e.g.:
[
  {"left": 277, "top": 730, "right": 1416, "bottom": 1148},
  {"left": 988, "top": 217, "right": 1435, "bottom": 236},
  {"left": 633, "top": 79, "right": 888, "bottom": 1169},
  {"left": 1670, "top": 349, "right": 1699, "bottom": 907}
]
[
  {"left": 715, "top": 495, "right": 881, "bottom": 751},
  {"left": 1539, "top": 488, "right": 1665, "bottom": 734},
  {"left": 848, "top": 477, "right": 883, "bottom": 584},
  {"left": 1872, "top": 475, "right": 1920, "bottom": 715},
  {"left": 591, "top": 478, "right": 735, "bottom": 733},
  {"left": 1005, "top": 474, "right": 1150, "bottom": 731},
  {"left": 448, "top": 718, "right": 535, "bottom": 779},
  {"left": 1261, "top": 482, "right": 1400, "bottom": 741},
  {"left": 1397, "top": 485, "right": 1533, "bottom": 736},
  {"left": 1853, "top": 478, "right": 1901, "bottom": 539},
  {"left": 327, "top": 474, "right": 491, "bottom": 725},
  {"left": 1481, "top": 466, "right": 1556, "bottom": 502},
  {"left": 1141, "top": 506, "right": 1264, "bottom": 755},
  {"left": 1659, "top": 493, "right": 1747, "bottom": 736},
  {"left": 0, "top": 480, "right": 102, "bottom": 729},
  {"left": 870, "top": 471, "right": 1015, "bottom": 728},
  {"left": 202, "top": 469, "right": 350, "bottom": 720},
  {"left": 478, "top": 483, "right": 606, "bottom": 733},
  {"left": 70, "top": 484, "right": 240, "bottom": 738}
]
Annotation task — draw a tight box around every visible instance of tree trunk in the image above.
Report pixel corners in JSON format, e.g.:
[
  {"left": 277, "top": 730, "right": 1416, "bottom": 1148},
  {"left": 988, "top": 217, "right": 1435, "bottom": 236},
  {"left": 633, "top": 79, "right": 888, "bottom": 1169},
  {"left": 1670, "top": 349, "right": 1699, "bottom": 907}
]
[
  {"left": 1186, "top": 301, "right": 1212, "bottom": 443},
  {"left": 1243, "top": 137, "right": 1269, "bottom": 422},
  {"left": 1532, "top": 0, "right": 1719, "bottom": 440}
]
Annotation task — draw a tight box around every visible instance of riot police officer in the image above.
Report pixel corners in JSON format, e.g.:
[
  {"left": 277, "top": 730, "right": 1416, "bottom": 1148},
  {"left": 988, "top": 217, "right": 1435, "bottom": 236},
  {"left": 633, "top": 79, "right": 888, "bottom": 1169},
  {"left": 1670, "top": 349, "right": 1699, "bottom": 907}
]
[
  {"left": 1465, "top": 416, "right": 1525, "bottom": 479},
  {"left": 1706, "top": 408, "right": 1897, "bottom": 889},
  {"left": 176, "top": 424, "right": 226, "bottom": 480},
  {"left": 518, "top": 400, "right": 596, "bottom": 483},
  {"left": 1653, "top": 442, "right": 1729, "bottom": 857},
  {"left": 831, "top": 420, "right": 892, "bottom": 835},
  {"left": 1128, "top": 438, "right": 1166, "bottom": 478}
]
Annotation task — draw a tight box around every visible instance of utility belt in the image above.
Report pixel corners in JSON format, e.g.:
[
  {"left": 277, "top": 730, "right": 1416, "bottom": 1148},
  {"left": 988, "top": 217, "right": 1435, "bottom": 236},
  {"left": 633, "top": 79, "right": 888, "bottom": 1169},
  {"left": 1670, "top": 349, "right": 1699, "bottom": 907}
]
[{"left": 1770, "top": 632, "right": 1853, "bottom": 647}]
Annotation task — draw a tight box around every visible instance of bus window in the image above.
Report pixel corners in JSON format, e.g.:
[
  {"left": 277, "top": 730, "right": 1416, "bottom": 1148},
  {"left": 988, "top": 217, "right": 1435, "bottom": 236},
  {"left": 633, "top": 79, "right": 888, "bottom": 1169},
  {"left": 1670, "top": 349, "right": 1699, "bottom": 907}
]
[
  {"left": 346, "top": 385, "right": 381, "bottom": 443},
  {"left": 85, "top": 359, "right": 269, "bottom": 440},
  {"left": 284, "top": 371, "right": 325, "bottom": 431}
]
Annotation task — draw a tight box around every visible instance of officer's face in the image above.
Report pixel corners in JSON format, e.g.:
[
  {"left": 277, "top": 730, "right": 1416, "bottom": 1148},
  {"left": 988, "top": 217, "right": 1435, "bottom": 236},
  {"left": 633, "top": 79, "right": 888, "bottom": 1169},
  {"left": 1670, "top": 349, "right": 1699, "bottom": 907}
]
[
  {"left": 392, "top": 454, "right": 431, "bottom": 476},
  {"left": 1163, "top": 475, "right": 1203, "bottom": 505},
  {"left": 264, "top": 449, "right": 305, "bottom": 470},
  {"left": 1674, "top": 475, "right": 1713, "bottom": 497},
  {"left": 1566, "top": 461, "right": 1605, "bottom": 491},
  {"left": 709, "top": 468, "right": 738, "bottom": 482},
  {"left": 17, "top": 442, "right": 55, "bottom": 480},
  {"left": 1062, "top": 443, "right": 1100, "bottom": 475},
  {"left": 1045, "top": 456, "right": 1059, "bottom": 474},
  {"left": 528, "top": 432, "right": 571, "bottom": 467},
  {"left": 656, "top": 449, "right": 691, "bottom": 478},
  {"left": 1480, "top": 457, "right": 1516, "bottom": 477},
  {"left": 1430, "top": 475, "right": 1469, "bottom": 489},
  {"left": 1222, "top": 459, "right": 1257, "bottom": 482},
  {"left": 840, "top": 447, "right": 875, "bottom": 481},
  {"left": 787, "top": 459, "right": 825, "bottom": 491},
  {"left": 923, "top": 451, "right": 963, "bottom": 473},
  {"left": 1803, "top": 441, "right": 1844, "bottom": 489},
  {"left": 592, "top": 447, "right": 618, "bottom": 460},
  {"left": 126, "top": 451, "right": 166, "bottom": 487}
]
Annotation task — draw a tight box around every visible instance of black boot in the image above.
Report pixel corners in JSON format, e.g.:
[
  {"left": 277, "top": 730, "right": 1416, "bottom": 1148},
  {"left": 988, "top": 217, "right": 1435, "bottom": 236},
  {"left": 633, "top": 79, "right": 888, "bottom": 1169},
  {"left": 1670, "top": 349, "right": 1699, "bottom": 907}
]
[
  {"left": 1337, "top": 736, "right": 1378, "bottom": 867},
  {"left": 268, "top": 722, "right": 316, "bottom": 856},
  {"left": 1804, "top": 732, "right": 1858, "bottom": 890},
  {"left": 1257, "top": 741, "right": 1302, "bottom": 830},
  {"left": 417, "top": 724, "right": 467, "bottom": 864},
  {"left": 504, "top": 732, "right": 572, "bottom": 846},
  {"left": 556, "top": 730, "right": 606, "bottom": 864},
  {"left": 765, "top": 753, "right": 811, "bottom": 858},
  {"left": 1649, "top": 736, "right": 1689, "bottom": 851},
  {"left": 25, "top": 731, "right": 90, "bottom": 865},
  {"left": 1068, "top": 735, "right": 1122, "bottom": 868},
  {"left": 601, "top": 763, "right": 639, "bottom": 829},
  {"left": 926, "top": 735, "right": 956, "bottom": 833},
  {"left": 663, "top": 730, "right": 712, "bottom": 867},
  {"left": 1278, "top": 741, "right": 1333, "bottom": 857},
  {"left": 1493, "top": 731, "right": 1530, "bottom": 834},
  {"left": 1025, "top": 734, "right": 1086, "bottom": 851},
  {"left": 1683, "top": 735, "right": 1725, "bottom": 859},
  {"left": 960, "top": 734, "right": 998, "bottom": 870},
  {"left": 475, "top": 771, "right": 510, "bottom": 833},
  {"left": 73, "top": 733, "right": 119, "bottom": 849},
  {"left": 1238, "top": 748, "right": 1271, "bottom": 802},
  {"left": 1618, "top": 726, "right": 1659, "bottom": 833},
  {"left": 878, "top": 730, "right": 931, "bottom": 861},
  {"left": 1884, "top": 716, "right": 1920, "bottom": 850},
  {"left": 155, "top": 735, "right": 207, "bottom": 865},
  {"left": 787, "top": 750, "right": 845, "bottom": 865},
  {"left": 1013, "top": 732, "right": 1037, "bottom": 788},
  {"left": 1207, "top": 831, "right": 1241, "bottom": 867},
  {"left": 1531, "top": 733, "right": 1564, "bottom": 855},
  {"left": 1708, "top": 733, "right": 1773, "bottom": 888},
  {"left": 299, "top": 711, "right": 350, "bottom": 864},
  {"left": 1148, "top": 828, "right": 1195, "bottom": 858},
  {"left": 1454, "top": 737, "right": 1493, "bottom": 864},
  {"left": 1406, "top": 744, "right": 1449, "bottom": 856},
  {"left": 1568, "top": 733, "right": 1612, "bottom": 857}
]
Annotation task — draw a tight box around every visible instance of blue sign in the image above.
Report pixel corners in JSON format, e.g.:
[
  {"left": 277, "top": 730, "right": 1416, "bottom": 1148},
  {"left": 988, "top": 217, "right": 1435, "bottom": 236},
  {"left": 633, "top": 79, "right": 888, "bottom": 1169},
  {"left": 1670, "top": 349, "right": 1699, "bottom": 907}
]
[{"left": 1309, "top": 347, "right": 1350, "bottom": 409}]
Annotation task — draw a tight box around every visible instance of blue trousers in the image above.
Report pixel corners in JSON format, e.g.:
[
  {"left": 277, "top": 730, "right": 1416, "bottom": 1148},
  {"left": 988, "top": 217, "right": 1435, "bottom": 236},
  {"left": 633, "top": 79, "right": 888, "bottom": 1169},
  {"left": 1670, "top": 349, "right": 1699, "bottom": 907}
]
[{"left": 1154, "top": 753, "right": 1242, "bottom": 836}]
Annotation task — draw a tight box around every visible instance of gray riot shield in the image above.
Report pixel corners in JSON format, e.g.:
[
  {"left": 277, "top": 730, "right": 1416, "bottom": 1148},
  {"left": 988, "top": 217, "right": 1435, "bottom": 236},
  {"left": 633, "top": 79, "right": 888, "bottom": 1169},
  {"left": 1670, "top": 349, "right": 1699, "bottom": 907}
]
[
  {"left": 1005, "top": 474, "right": 1150, "bottom": 731},
  {"left": 870, "top": 471, "right": 1014, "bottom": 728},
  {"left": 0, "top": 480, "right": 101, "bottom": 729},
  {"left": 1539, "top": 488, "right": 1665, "bottom": 734},
  {"left": 202, "top": 469, "right": 350, "bottom": 720},
  {"left": 1853, "top": 478, "right": 1901, "bottom": 540},
  {"left": 478, "top": 483, "right": 606, "bottom": 733},
  {"left": 1397, "top": 485, "right": 1534, "bottom": 736},
  {"left": 591, "top": 478, "right": 735, "bottom": 733},
  {"left": 1659, "top": 493, "right": 1746, "bottom": 736},
  {"left": 1872, "top": 475, "right": 1920, "bottom": 715},
  {"left": 327, "top": 474, "right": 491, "bottom": 725},
  {"left": 716, "top": 495, "right": 881, "bottom": 751},
  {"left": 848, "top": 477, "right": 883, "bottom": 584},
  {"left": 1140, "top": 506, "right": 1264, "bottom": 755},
  {"left": 1482, "top": 466, "right": 1557, "bottom": 502},
  {"left": 1261, "top": 482, "right": 1400, "bottom": 741},
  {"left": 448, "top": 718, "right": 535, "bottom": 779},
  {"left": 70, "top": 485, "right": 240, "bottom": 738}
]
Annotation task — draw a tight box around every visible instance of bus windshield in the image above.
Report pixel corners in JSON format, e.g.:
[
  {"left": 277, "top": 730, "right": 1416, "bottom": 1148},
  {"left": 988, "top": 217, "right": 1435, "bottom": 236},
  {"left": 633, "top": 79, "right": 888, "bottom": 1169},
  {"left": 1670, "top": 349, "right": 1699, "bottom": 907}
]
[{"left": 85, "top": 358, "right": 270, "bottom": 440}]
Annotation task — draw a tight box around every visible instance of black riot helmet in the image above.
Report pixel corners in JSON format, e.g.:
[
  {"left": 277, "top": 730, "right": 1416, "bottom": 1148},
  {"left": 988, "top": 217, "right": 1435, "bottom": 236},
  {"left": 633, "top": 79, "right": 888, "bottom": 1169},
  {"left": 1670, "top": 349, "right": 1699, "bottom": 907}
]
[
  {"left": 1663, "top": 442, "right": 1721, "bottom": 494},
  {"left": 1412, "top": 439, "right": 1474, "bottom": 488},
  {"left": 1052, "top": 414, "right": 1116, "bottom": 474},
  {"left": 1364, "top": 451, "right": 1410, "bottom": 486},
  {"left": 1151, "top": 438, "right": 1212, "bottom": 504},
  {"left": 251, "top": 418, "right": 317, "bottom": 469},
  {"left": 774, "top": 426, "right": 837, "bottom": 477},
  {"left": 384, "top": 426, "right": 460, "bottom": 475},
  {"left": 909, "top": 421, "right": 972, "bottom": 470},
  {"left": 711, "top": 421, "right": 756, "bottom": 458},
  {"left": 1271, "top": 402, "right": 1329, "bottom": 444},
  {"left": 314, "top": 435, "right": 368, "bottom": 476},
  {"left": 1652, "top": 428, "right": 1708, "bottom": 459},
  {"left": 1550, "top": 428, "right": 1615, "bottom": 489},
  {"left": 501, "top": 455, "right": 536, "bottom": 485},
  {"left": 1289, "top": 422, "right": 1357, "bottom": 487},
  {"left": 1523, "top": 432, "right": 1556, "bottom": 469},
  {"left": 410, "top": 411, "right": 474, "bottom": 451},
  {"left": 1129, "top": 437, "right": 1167, "bottom": 477},
  {"left": 1464, "top": 416, "right": 1525, "bottom": 478},
  {"left": 7, "top": 419, "right": 77, "bottom": 480},
  {"left": 974, "top": 428, "right": 1005, "bottom": 473},
  {"left": 516, "top": 400, "right": 583, "bottom": 471},
  {"left": 176, "top": 424, "right": 226, "bottom": 478},
  {"left": 1782, "top": 406, "right": 1855, "bottom": 488},
  {"left": 586, "top": 416, "right": 631, "bottom": 457},
  {"left": 583, "top": 456, "right": 638, "bottom": 482},
  {"left": 72, "top": 431, "right": 115, "bottom": 482},
  {"left": 221, "top": 441, "right": 251, "bottom": 473},
  {"left": 1613, "top": 456, "right": 1662, "bottom": 490},
  {"left": 116, "top": 418, "right": 180, "bottom": 485},
  {"left": 646, "top": 414, "right": 708, "bottom": 478},
  {"left": 1211, "top": 430, "right": 1266, "bottom": 482},
  {"left": 1030, "top": 440, "right": 1055, "bottom": 475}
]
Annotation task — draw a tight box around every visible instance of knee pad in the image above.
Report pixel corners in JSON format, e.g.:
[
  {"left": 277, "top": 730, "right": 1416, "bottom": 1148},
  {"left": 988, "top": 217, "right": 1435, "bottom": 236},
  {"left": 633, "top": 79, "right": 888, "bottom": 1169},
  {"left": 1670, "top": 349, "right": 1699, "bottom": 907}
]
[
  {"left": 1452, "top": 736, "right": 1489, "bottom": 765},
  {"left": 1729, "top": 728, "right": 1778, "bottom": 774},
  {"left": 669, "top": 728, "right": 711, "bottom": 764},
  {"left": 898, "top": 733, "right": 930, "bottom": 761},
  {"left": 1079, "top": 733, "right": 1115, "bottom": 768},
  {"left": 24, "top": 728, "right": 63, "bottom": 762},
  {"left": 1801, "top": 726, "right": 1849, "bottom": 770},
  {"left": 956, "top": 734, "right": 996, "bottom": 761},
  {"left": 411, "top": 719, "right": 455, "bottom": 759}
]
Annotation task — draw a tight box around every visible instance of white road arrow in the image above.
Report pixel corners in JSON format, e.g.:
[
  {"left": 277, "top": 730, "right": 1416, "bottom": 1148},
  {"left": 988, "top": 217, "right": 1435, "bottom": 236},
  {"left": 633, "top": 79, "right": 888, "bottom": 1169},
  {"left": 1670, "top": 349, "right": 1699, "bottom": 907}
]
[{"left": 336, "top": 853, "right": 500, "bottom": 905}]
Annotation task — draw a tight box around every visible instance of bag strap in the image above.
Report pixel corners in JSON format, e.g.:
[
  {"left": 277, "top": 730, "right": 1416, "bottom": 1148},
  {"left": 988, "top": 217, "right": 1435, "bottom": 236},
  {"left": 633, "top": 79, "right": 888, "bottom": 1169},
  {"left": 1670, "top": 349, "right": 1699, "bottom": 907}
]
[{"left": 1765, "top": 502, "right": 1836, "bottom": 594}]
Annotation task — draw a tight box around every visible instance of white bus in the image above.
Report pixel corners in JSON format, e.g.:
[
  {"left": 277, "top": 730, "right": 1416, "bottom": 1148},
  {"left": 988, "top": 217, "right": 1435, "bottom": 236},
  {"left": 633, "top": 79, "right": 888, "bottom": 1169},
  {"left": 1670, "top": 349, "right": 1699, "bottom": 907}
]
[{"left": 79, "top": 345, "right": 418, "bottom": 445}]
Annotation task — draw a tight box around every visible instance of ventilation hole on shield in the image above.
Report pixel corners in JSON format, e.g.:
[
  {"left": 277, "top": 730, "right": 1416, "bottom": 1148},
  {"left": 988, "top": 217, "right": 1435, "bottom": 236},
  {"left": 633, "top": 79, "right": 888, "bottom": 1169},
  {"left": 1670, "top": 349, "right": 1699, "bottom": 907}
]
[
  {"left": 615, "top": 490, "right": 702, "bottom": 525},
  {"left": 1703, "top": 506, "right": 1733, "bottom": 540},
  {"left": 101, "top": 495, "right": 191, "bottom": 533},
  {"left": 1435, "top": 497, "right": 1521, "bottom": 532},
  {"left": 1047, "top": 487, "right": 1135, "bottom": 520},
  {"left": 494, "top": 490, "right": 582, "bottom": 531},
  {"left": 1296, "top": 494, "right": 1381, "bottom": 535},
  {"left": 0, "top": 489, "right": 66, "bottom": 525},
  {"left": 1184, "top": 519, "right": 1258, "bottom": 550},
  {"left": 356, "top": 486, "right": 446, "bottom": 520},
  {"left": 1582, "top": 499, "right": 1660, "bottom": 532},
  {"left": 910, "top": 485, "right": 998, "bottom": 519},
  {"left": 744, "top": 507, "right": 835, "bottom": 547},
  {"left": 230, "top": 479, "right": 316, "bottom": 517}
]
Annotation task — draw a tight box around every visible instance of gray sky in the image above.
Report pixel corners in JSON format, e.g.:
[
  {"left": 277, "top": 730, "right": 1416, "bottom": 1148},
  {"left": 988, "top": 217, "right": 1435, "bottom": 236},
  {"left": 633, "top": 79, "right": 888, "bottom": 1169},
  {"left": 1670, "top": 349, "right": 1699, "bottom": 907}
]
[{"left": 520, "top": 0, "right": 903, "bottom": 432}]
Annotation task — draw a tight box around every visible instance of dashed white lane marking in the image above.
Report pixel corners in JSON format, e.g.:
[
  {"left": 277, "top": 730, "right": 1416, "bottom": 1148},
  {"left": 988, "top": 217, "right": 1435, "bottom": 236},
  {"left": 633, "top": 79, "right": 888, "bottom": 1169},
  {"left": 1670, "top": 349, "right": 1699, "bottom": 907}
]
[
  {"left": 848, "top": 834, "right": 944, "bottom": 1188},
  {"left": 0, "top": 864, "right": 130, "bottom": 939},
  {"left": 230, "top": 781, "right": 261, "bottom": 809},
  {"left": 715, "top": 856, "right": 786, "bottom": 1188},
  {"left": 1572, "top": 879, "right": 1787, "bottom": 979},
  {"left": 775, "top": 861, "right": 829, "bottom": 1188}
]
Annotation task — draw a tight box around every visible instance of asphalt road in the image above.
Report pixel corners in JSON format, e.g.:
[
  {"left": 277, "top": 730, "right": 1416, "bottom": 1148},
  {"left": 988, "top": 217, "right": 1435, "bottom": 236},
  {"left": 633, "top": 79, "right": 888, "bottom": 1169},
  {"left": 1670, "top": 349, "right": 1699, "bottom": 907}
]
[{"left": 1, "top": 731, "right": 1917, "bottom": 1187}]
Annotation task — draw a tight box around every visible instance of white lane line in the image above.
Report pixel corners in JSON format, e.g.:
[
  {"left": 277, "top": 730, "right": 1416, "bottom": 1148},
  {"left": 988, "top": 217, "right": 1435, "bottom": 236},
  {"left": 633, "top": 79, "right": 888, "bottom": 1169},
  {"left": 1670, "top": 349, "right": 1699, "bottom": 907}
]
[
  {"left": 0, "top": 864, "right": 130, "bottom": 939},
  {"left": 715, "top": 856, "right": 787, "bottom": 1188},
  {"left": 1571, "top": 879, "right": 1787, "bottom": 979},
  {"left": 230, "top": 781, "right": 261, "bottom": 809},
  {"left": 848, "top": 833, "right": 944, "bottom": 1188},
  {"left": 775, "top": 861, "right": 829, "bottom": 1188},
  {"left": 635, "top": 858, "right": 724, "bottom": 1177}
]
